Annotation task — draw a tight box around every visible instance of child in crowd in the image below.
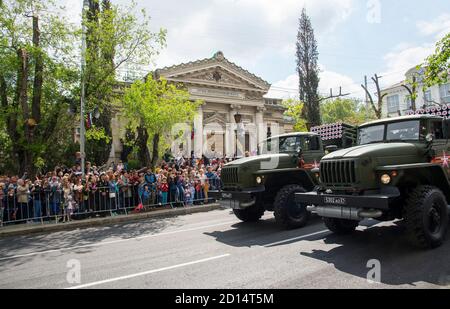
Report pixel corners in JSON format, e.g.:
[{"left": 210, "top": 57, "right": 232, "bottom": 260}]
[{"left": 159, "top": 177, "right": 169, "bottom": 205}]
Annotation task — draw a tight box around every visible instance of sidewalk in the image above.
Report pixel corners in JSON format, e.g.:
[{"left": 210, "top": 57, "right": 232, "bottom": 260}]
[{"left": 0, "top": 203, "right": 222, "bottom": 238}]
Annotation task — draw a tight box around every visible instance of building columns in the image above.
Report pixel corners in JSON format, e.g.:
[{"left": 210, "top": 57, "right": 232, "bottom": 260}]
[
  {"left": 256, "top": 106, "right": 266, "bottom": 145},
  {"left": 194, "top": 106, "right": 204, "bottom": 158}
]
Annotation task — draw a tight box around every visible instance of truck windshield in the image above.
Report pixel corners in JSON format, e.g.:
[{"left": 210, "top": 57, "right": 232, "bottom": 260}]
[
  {"left": 259, "top": 136, "right": 301, "bottom": 154},
  {"left": 358, "top": 120, "right": 421, "bottom": 145}
]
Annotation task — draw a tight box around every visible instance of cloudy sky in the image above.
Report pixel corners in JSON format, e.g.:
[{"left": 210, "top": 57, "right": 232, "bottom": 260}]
[{"left": 64, "top": 0, "right": 449, "bottom": 99}]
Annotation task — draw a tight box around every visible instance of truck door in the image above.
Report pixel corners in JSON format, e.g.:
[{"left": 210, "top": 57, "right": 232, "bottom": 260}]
[
  {"left": 430, "top": 119, "right": 449, "bottom": 177},
  {"left": 301, "top": 135, "right": 323, "bottom": 170}
]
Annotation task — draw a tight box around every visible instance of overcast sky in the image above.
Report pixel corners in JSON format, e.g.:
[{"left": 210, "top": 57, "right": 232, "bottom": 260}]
[{"left": 63, "top": 0, "right": 450, "bottom": 99}]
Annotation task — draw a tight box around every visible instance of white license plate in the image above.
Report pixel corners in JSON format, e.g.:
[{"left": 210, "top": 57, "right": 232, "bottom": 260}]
[{"left": 324, "top": 196, "right": 347, "bottom": 206}]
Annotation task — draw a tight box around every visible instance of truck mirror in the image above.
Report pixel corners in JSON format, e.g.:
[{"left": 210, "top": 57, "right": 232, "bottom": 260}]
[
  {"left": 443, "top": 119, "right": 450, "bottom": 139},
  {"left": 296, "top": 147, "right": 303, "bottom": 157}
]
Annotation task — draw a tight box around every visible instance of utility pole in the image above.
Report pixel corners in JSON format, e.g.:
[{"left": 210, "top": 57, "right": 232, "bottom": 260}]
[
  {"left": 80, "top": 0, "right": 89, "bottom": 178},
  {"left": 364, "top": 75, "right": 369, "bottom": 121}
]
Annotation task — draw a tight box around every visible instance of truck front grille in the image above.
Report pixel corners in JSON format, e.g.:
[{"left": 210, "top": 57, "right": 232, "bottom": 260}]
[
  {"left": 221, "top": 167, "right": 239, "bottom": 185},
  {"left": 320, "top": 160, "right": 357, "bottom": 187}
]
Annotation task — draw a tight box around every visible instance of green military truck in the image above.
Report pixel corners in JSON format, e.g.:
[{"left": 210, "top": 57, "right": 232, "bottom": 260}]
[
  {"left": 210, "top": 125, "right": 356, "bottom": 229},
  {"left": 296, "top": 115, "right": 450, "bottom": 249}
]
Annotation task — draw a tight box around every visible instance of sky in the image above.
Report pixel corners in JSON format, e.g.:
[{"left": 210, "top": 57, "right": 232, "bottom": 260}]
[{"left": 63, "top": 0, "right": 450, "bottom": 100}]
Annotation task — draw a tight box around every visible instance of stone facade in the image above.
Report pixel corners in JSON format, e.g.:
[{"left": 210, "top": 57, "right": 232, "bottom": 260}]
[{"left": 107, "top": 51, "right": 294, "bottom": 162}]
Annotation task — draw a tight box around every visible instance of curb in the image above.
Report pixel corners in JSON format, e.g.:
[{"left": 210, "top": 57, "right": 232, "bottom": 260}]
[{"left": 0, "top": 203, "right": 222, "bottom": 238}]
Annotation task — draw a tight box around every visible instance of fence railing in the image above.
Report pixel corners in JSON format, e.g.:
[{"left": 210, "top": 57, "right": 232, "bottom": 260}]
[{"left": 0, "top": 181, "right": 222, "bottom": 227}]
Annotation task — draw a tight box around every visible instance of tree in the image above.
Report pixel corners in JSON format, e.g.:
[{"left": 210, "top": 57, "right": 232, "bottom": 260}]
[
  {"left": 0, "top": 0, "right": 80, "bottom": 175},
  {"left": 296, "top": 8, "right": 321, "bottom": 128},
  {"left": 123, "top": 76, "right": 202, "bottom": 168},
  {"left": 361, "top": 74, "right": 386, "bottom": 119},
  {"left": 423, "top": 33, "right": 449, "bottom": 86},
  {"left": 321, "top": 98, "right": 375, "bottom": 125},
  {"left": 401, "top": 75, "right": 418, "bottom": 112},
  {"left": 282, "top": 99, "right": 308, "bottom": 132},
  {"left": 83, "top": 0, "right": 166, "bottom": 165}
]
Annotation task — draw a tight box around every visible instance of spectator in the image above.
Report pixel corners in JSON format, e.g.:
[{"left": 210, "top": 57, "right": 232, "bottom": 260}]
[
  {"left": 0, "top": 182, "right": 4, "bottom": 226},
  {"left": 31, "top": 179, "right": 44, "bottom": 223},
  {"left": 16, "top": 179, "right": 30, "bottom": 223}
]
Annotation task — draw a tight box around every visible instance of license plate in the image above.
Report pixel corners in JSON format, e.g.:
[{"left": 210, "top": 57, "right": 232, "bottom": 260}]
[{"left": 324, "top": 196, "right": 347, "bottom": 206}]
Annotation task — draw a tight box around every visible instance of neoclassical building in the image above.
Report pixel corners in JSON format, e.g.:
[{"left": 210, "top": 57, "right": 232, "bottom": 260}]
[{"left": 106, "top": 51, "right": 294, "bottom": 161}]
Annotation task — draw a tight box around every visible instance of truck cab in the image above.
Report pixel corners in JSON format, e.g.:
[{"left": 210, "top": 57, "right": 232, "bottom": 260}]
[{"left": 296, "top": 115, "right": 450, "bottom": 248}]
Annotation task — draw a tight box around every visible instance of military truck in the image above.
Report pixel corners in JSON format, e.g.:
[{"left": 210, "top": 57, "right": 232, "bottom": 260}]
[
  {"left": 296, "top": 115, "right": 450, "bottom": 249},
  {"left": 210, "top": 125, "right": 356, "bottom": 229}
]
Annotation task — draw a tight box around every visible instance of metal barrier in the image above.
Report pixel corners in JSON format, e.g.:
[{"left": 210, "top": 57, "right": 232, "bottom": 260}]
[{"left": 0, "top": 183, "right": 220, "bottom": 227}]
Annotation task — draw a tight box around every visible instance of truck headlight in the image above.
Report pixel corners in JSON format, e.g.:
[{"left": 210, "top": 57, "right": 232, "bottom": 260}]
[
  {"left": 381, "top": 174, "right": 391, "bottom": 185},
  {"left": 256, "top": 177, "right": 262, "bottom": 184}
]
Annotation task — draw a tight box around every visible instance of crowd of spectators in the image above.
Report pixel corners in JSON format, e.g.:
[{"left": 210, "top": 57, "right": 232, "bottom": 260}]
[{"left": 0, "top": 155, "right": 229, "bottom": 226}]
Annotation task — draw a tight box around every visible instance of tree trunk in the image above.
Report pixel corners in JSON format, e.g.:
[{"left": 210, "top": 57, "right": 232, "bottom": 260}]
[
  {"left": 136, "top": 125, "right": 151, "bottom": 168},
  {"left": 32, "top": 16, "right": 43, "bottom": 125},
  {"left": 151, "top": 133, "right": 160, "bottom": 168},
  {"left": 16, "top": 48, "right": 33, "bottom": 175},
  {"left": 0, "top": 75, "right": 7, "bottom": 109}
]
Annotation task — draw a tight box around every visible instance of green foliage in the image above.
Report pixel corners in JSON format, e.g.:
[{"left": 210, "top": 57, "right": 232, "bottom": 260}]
[
  {"left": 423, "top": 33, "right": 449, "bottom": 86},
  {"left": 0, "top": 0, "right": 80, "bottom": 174},
  {"left": 85, "top": 125, "right": 112, "bottom": 143},
  {"left": 123, "top": 77, "right": 202, "bottom": 135},
  {"left": 296, "top": 8, "right": 321, "bottom": 126},
  {"left": 321, "top": 98, "right": 376, "bottom": 125},
  {"left": 123, "top": 76, "right": 202, "bottom": 165},
  {"left": 83, "top": 0, "right": 167, "bottom": 166},
  {"left": 282, "top": 99, "right": 308, "bottom": 132}
]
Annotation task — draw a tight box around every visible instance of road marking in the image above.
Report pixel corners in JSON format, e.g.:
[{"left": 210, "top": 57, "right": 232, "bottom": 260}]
[
  {"left": 263, "top": 230, "right": 330, "bottom": 247},
  {"left": 66, "top": 254, "right": 231, "bottom": 289},
  {"left": 0, "top": 221, "right": 238, "bottom": 261}
]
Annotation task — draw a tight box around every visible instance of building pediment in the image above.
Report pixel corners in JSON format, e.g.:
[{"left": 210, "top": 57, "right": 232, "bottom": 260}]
[{"left": 155, "top": 51, "right": 270, "bottom": 93}]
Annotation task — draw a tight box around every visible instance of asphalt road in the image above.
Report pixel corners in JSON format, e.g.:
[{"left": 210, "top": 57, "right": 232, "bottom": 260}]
[{"left": 1, "top": 209, "right": 450, "bottom": 289}]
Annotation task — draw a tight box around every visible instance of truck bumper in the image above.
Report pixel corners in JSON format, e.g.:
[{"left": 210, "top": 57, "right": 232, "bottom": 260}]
[
  {"left": 209, "top": 186, "right": 265, "bottom": 210},
  {"left": 295, "top": 190, "right": 400, "bottom": 220}
]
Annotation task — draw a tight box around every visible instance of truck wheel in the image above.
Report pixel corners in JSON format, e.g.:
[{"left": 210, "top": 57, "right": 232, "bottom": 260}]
[
  {"left": 274, "top": 185, "right": 310, "bottom": 230},
  {"left": 233, "top": 204, "right": 265, "bottom": 223},
  {"left": 404, "top": 186, "right": 448, "bottom": 249},
  {"left": 323, "top": 218, "right": 359, "bottom": 235}
]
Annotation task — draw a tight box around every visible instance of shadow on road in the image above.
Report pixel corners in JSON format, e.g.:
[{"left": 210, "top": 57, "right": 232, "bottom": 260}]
[
  {"left": 205, "top": 214, "right": 326, "bottom": 248},
  {"left": 300, "top": 221, "right": 450, "bottom": 287},
  {"left": 0, "top": 218, "right": 176, "bottom": 268}
]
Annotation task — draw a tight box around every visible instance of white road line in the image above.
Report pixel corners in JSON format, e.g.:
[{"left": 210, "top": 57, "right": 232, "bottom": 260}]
[
  {"left": 0, "top": 221, "right": 237, "bottom": 261},
  {"left": 263, "top": 230, "right": 329, "bottom": 247},
  {"left": 66, "top": 254, "right": 231, "bottom": 289}
]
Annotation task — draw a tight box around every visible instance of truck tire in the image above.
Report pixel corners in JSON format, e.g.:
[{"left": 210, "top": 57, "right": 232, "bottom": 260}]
[
  {"left": 274, "top": 185, "right": 310, "bottom": 230},
  {"left": 404, "top": 186, "right": 448, "bottom": 249},
  {"left": 323, "top": 218, "right": 359, "bottom": 235},
  {"left": 233, "top": 204, "right": 265, "bottom": 223}
]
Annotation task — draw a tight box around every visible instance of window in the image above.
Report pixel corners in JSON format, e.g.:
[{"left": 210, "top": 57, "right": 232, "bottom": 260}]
[
  {"left": 440, "top": 84, "right": 450, "bottom": 103},
  {"left": 387, "top": 95, "right": 400, "bottom": 113},
  {"left": 279, "top": 136, "right": 301, "bottom": 153},
  {"left": 406, "top": 97, "right": 412, "bottom": 111},
  {"left": 303, "top": 136, "right": 321, "bottom": 151},
  {"left": 386, "top": 121, "right": 420, "bottom": 141},
  {"left": 423, "top": 90, "right": 432, "bottom": 104},
  {"left": 358, "top": 125, "right": 385, "bottom": 145},
  {"left": 431, "top": 121, "right": 444, "bottom": 140}
]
